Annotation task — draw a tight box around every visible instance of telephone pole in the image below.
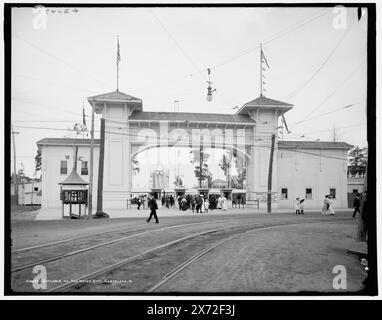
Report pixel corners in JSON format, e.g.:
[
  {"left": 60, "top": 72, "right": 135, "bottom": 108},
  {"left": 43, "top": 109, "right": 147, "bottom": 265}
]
[
  {"left": 88, "top": 100, "right": 95, "bottom": 217},
  {"left": 96, "top": 118, "right": 106, "bottom": 217},
  {"left": 267, "top": 134, "right": 276, "bottom": 213},
  {"left": 11, "top": 124, "right": 19, "bottom": 204}
]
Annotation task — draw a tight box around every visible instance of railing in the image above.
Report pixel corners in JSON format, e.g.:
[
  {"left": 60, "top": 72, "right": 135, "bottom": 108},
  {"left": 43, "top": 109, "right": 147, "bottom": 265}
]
[{"left": 347, "top": 172, "right": 365, "bottom": 178}]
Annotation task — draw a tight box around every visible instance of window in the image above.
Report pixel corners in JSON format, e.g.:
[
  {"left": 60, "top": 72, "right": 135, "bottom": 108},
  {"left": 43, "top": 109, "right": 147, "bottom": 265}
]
[
  {"left": 306, "top": 188, "right": 312, "bottom": 199},
  {"left": 60, "top": 161, "right": 68, "bottom": 174},
  {"left": 281, "top": 188, "right": 288, "bottom": 199},
  {"left": 81, "top": 161, "right": 88, "bottom": 175},
  {"left": 34, "top": 187, "right": 38, "bottom": 192},
  {"left": 330, "top": 188, "right": 336, "bottom": 199}
]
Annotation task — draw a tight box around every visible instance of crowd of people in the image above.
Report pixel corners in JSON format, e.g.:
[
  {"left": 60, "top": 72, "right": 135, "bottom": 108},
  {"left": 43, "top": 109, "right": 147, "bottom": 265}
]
[
  {"left": 294, "top": 195, "right": 336, "bottom": 215},
  {"left": 132, "top": 192, "right": 246, "bottom": 213}
]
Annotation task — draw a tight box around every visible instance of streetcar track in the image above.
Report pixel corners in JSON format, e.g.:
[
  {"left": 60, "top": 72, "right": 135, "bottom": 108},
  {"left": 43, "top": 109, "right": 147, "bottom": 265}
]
[
  {"left": 49, "top": 217, "right": 353, "bottom": 293},
  {"left": 12, "top": 223, "right": 148, "bottom": 253},
  {"left": 147, "top": 220, "right": 353, "bottom": 292},
  {"left": 11, "top": 217, "right": 262, "bottom": 272},
  {"left": 13, "top": 216, "right": 257, "bottom": 253}
]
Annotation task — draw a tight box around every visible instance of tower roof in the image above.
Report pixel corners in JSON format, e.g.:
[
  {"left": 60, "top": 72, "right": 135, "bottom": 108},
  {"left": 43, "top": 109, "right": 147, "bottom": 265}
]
[
  {"left": 236, "top": 95, "right": 293, "bottom": 116},
  {"left": 59, "top": 168, "right": 88, "bottom": 185},
  {"left": 87, "top": 90, "right": 141, "bottom": 102},
  {"left": 87, "top": 90, "right": 143, "bottom": 114}
]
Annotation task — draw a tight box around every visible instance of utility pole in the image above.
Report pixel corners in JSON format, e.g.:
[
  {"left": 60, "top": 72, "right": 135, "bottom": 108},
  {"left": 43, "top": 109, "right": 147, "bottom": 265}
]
[
  {"left": 11, "top": 124, "right": 19, "bottom": 204},
  {"left": 96, "top": 118, "right": 106, "bottom": 217},
  {"left": 260, "top": 43, "right": 263, "bottom": 96},
  {"left": 199, "top": 145, "right": 203, "bottom": 188},
  {"left": 267, "top": 134, "right": 276, "bottom": 213},
  {"left": 88, "top": 100, "right": 95, "bottom": 217}
]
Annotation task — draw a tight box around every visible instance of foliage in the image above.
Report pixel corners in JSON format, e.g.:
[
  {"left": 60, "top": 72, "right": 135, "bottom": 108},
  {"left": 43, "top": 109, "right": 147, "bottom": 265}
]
[
  {"left": 348, "top": 146, "right": 368, "bottom": 168},
  {"left": 35, "top": 148, "right": 42, "bottom": 172},
  {"left": 190, "top": 148, "right": 213, "bottom": 188},
  {"left": 173, "top": 175, "right": 183, "bottom": 187}
]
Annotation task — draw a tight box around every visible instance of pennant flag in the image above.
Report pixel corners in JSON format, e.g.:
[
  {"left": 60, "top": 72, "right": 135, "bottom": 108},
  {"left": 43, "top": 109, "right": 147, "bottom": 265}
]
[
  {"left": 117, "top": 37, "right": 121, "bottom": 65},
  {"left": 261, "top": 49, "right": 270, "bottom": 68},
  {"left": 82, "top": 106, "right": 86, "bottom": 127},
  {"left": 281, "top": 114, "right": 290, "bottom": 133}
]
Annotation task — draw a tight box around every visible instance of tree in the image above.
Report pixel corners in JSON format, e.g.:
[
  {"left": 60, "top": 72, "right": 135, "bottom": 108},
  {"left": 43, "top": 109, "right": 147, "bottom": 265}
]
[
  {"left": 35, "top": 148, "right": 42, "bottom": 172},
  {"left": 219, "top": 152, "right": 233, "bottom": 187},
  {"left": 190, "top": 148, "right": 213, "bottom": 188},
  {"left": 348, "top": 146, "right": 368, "bottom": 174},
  {"left": 173, "top": 175, "right": 183, "bottom": 187},
  {"left": 234, "top": 155, "right": 246, "bottom": 189}
]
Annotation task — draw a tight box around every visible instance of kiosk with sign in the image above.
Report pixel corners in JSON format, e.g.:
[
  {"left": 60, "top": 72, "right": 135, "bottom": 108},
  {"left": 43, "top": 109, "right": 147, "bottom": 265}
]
[
  {"left": 198, "top": 188, "right": 209, "bottom": 199},
  {"left": 59, "top": 168, "right": 88, "bottom": 219}
]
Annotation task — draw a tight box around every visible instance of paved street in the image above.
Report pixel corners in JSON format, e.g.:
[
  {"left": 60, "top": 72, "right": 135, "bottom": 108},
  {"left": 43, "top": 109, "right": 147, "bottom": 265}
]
[{"left": 10, "top": 210, "right": 366, "bottom": 293}]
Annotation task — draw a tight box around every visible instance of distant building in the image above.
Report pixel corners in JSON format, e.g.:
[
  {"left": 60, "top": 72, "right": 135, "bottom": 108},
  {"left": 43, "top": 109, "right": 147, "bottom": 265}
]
[
  {"left": 346, "top": 166, "right": 366, "bottom": 207},
  {"left": 37, "top": 138, "right": 100, "bottom": 209},
  {"left": 18, "top": 181, "right": 42, "bottom": 206},
  {"left": 211, "top": 178, "right": 228, "bottom": 189}
]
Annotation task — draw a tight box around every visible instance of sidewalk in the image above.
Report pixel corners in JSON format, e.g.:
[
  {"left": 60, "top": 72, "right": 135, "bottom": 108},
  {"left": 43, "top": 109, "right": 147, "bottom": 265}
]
[{"left": 33, "top": 206, "right": 352, "bottom": 220}]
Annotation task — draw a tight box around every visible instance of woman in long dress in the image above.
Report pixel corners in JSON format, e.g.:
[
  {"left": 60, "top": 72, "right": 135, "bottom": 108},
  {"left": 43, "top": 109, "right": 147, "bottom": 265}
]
[
  {"left": 322, "top": 195, "right": 335, "bottom": 215},
  {"left": 217, "top": 196, "right": 223, "bottom": 209},
  {"left": 328, "top": 196, "right": 335, "bottom": 215},
  {"left": 222, "top": 195, "right": 228, "bottom": 211}
]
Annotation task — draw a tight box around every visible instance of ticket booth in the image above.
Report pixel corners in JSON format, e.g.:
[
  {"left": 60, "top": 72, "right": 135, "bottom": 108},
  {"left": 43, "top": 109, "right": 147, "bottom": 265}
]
[
  {"left": 198, "top": 188, "right": 209, "bottom": 199},
  {"left": 59, "top": 168, "right": 89, "bottom": 219},
  {"left": 151, "top": 188, "right": 162, "bottom": 208},
  {"left": 220, "top": 188, "right": 233, "bottom": 209},
  {"left": 174, "top": 187, "right": 186, "bottom": 199}
]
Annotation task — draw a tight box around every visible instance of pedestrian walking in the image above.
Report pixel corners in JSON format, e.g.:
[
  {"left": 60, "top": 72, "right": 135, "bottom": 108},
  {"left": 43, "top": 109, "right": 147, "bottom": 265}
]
[
  {"left": 352, "top": 193, "right": 361, "bottom": 218},
  {"left": 222, "top": 195, "right": 228, "bottom": 211},
  {"left": 195, "top": 195, "right": 203, "bottom": 213},
  {"left": 191, "top": 197, "right": 196, "bottom": 213},
  {"left": 170, "top": 195, "right": 174, "bottom": 207},
  {"left": 147, "top": 194, "right": 159, "bottom": 223},
  {"left": 328, "top": 196, "right": 335, "bottom": 215},
  {"left": 200, "top": 196, "right": 205, "bottom": 213},
  {"left": 204, "top": 197, "right": 209, "bottom": 213},
  {"left": 322, "top": 195, "right": 335, "bottom": 215},
  {"left": 217, "top": 195, "right": 223, "bottom": 209},
  {"left": 295, "top": 197, "right": 300, "bottom": 214},
  {"left": 299, "top": 199, "right": 305, "bottom": 215},
  {"left": 181, "top": 197, "right": 187, "bottom": 211}
]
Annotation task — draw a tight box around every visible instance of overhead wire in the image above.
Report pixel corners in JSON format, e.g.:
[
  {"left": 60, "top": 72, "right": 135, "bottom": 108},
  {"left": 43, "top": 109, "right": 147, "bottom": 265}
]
[{"left": 16, "top": 124, "right": 350, "bottom": 161}]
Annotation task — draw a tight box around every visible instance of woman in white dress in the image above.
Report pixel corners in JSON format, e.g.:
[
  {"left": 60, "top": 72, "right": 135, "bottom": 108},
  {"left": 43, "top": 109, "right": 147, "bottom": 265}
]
[
  {"left": 204, "top": 197, "right": 209, "bottom": 213},
  {"left": 217, "top": 196, "right": 223, "bottom": 209},
  {"left": 328, "top": 196, "right": 335, "bottom": 215},
  {"left": 222, "top": 195, "right": 228, "bottom": 211},
  {"left": 322, "top": 195, "right": 335, "bottom": 215}
]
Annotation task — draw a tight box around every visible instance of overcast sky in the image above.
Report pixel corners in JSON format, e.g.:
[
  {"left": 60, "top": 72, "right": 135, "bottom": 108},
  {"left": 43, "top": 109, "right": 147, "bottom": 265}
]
[{"left": 11, "top": 6, "right": 368, "bottom": 183}]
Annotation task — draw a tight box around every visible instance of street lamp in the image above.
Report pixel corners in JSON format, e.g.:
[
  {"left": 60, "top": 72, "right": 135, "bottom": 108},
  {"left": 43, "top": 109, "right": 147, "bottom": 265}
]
[
  {"left": 206, "top": 68, "right": 216, "bottom": 102},
  {"left": 206, "top": 81, "right": 216, "bottom": 102}
]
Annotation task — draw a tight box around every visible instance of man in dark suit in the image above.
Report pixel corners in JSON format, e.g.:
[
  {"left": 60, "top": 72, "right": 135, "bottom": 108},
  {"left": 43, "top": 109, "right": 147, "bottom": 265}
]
[
  {"left": 352, "top": 193, "right": 361, "bottom": 218},
  {"left": 147, "top": 194, "right": 159, "bottom": 223}
]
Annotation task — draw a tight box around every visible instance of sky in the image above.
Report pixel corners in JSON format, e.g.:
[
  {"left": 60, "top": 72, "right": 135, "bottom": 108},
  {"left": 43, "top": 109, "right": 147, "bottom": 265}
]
[{"left": 10, "top": 5, "right": 368, "bottom": 185}]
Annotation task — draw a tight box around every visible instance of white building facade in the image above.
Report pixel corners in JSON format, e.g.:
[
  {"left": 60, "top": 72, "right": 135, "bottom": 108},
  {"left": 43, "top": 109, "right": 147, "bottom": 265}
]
[
  {"left": 36, "top": 90, "right": 352, "bottom": 215},
  {"left": 37, "top": 139, "right": 351, "bottom": 211}
]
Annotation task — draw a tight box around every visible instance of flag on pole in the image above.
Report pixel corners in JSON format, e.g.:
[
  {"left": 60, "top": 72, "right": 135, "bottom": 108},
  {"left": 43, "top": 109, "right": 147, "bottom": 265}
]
[
  {"left": 117, "top": 37, "right": 121, "bottom": 65},
  {"left": 82, "top": 106, "right": 86, "bottom": 127},
  {"left": 261, "top": 49, "right": 270, "bottom": 68}
]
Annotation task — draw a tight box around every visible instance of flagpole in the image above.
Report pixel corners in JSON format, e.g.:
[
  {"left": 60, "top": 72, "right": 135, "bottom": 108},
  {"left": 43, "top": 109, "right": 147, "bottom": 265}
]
[
  {"left": 260, "top": 43, "right": 263, "bottom": 97},
  {"left": 117, "top": 35, "right": 119, "bottom": 91}
]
